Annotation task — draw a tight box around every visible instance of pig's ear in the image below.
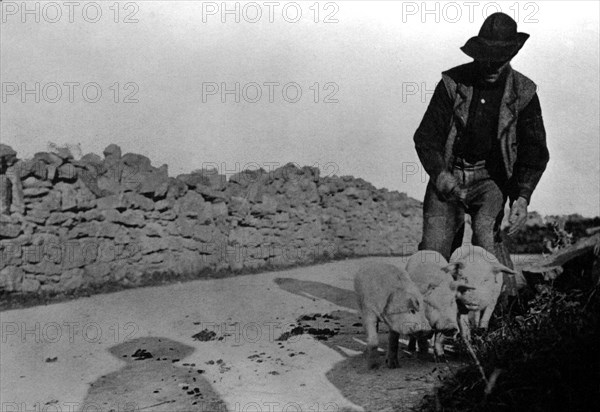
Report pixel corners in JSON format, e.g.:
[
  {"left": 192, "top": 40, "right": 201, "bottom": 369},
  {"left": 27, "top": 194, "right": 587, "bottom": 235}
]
[
  {"left": 492, "top": 264, "right": 518, "bottom": 283},
  {"left": 442, "top": 262, "right": 464, "bottom": 280},
  {"left": 493, "top": 264, "right": 517, "bottom": 274},
  {"left": 384, "top": 292, "right": 398, "bottom": 315}
]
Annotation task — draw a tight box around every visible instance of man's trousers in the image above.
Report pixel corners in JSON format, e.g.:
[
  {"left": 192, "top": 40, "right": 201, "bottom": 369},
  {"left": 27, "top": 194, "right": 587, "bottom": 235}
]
[{"left": 420, "top": 159, "right": 514, "bottom": 271}]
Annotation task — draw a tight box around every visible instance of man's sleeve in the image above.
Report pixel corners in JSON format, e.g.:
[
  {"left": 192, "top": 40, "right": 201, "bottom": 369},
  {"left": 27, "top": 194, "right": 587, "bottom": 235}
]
[
  {"left": 413, "top": 80, "right": 453, "bottom": 183},
  {"left": 511, "top": 93, "right": 550, "bottom": 203}
]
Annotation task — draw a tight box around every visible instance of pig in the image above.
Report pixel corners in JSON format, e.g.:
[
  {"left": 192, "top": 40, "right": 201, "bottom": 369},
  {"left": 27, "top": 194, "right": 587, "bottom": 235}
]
[
  {"left": 449, "top": 245, "right": 518, "bottom": 341},
  {"left": 354, "top": 262, "right": 431, "bottom": 369},
  {"left": 405, "top": 250, "right": 470, "bottom": 358}
]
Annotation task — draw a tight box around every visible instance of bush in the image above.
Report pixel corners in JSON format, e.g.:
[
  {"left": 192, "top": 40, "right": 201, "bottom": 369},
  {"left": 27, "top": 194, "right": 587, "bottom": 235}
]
[
  {"left": 505, "top": 217, "right": 600, "bottom": 254},
  {"left": 420, "top": 284, "right": 600, "bottom": 411}
]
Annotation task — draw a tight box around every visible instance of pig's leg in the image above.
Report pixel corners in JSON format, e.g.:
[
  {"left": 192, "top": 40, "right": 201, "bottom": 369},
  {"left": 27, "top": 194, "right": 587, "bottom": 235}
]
[
  {"left": 480, "top": 297, "right": 499, "bottom": 329},
  {"left": 417, "top": 336, "right": 429, "bottom": 358},
  {"left": 433, "top": 332, "right": 445, "bottom": 358},
  {"left": 479, "top": 309, "right": 491, "bottom": 329},
  {"left": 386, "top": 330, "right": 400, "bottom": 369},
  {"left": 473, "top": 310, "right": 481, "bottom": 329},
  {"left": 363, "top": 312, "right": 380, "bottom": 369},
  {"left": 404, "top": 337, "right": 417, "bottom": 359},
  {"left": 408, "top": 337, "right": 417, "bottom": 352},
  {"left": 458, "top": 313, "right": 471, "bottom": 342}
]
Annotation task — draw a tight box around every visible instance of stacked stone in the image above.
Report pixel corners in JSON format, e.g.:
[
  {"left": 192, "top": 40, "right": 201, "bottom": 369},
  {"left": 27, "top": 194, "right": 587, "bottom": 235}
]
[
  {"left": 0, "top": 144, "right": 423, "bottom": 294},
  {"left": 318, "top": 175, "right": 422, "bottom": 256},
  {"left": 222, "top": 163, "right": 325, "bottom": 270}
]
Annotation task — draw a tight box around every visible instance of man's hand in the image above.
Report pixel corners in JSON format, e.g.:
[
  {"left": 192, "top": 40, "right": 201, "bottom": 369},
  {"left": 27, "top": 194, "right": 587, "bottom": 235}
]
[
  {"left": 435, "top": 171, "right": 466, "bottom": 205},
  {"left": 508, "top": 197, "right": 528, "bottom": 236}
]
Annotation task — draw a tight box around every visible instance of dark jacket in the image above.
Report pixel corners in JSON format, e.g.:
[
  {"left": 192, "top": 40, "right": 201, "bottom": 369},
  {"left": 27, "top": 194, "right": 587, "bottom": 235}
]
[{"left": 414, "top": 62, "right": 549, "bottom": 203}]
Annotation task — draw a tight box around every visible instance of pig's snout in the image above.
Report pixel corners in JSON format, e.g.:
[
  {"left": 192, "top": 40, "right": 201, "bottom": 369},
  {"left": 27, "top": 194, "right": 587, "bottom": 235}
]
[
  {"left": 406, "top": 320, "right": 431, "bottom": 335},
  {"left": 392, "top": 317, "right": 431, "bottom": 336},
  {"left": 432, "top": 317, "right": 458, "bottom": 336},
  {"left": 440, "top": 325, "right": 458, "bottom": 336}
]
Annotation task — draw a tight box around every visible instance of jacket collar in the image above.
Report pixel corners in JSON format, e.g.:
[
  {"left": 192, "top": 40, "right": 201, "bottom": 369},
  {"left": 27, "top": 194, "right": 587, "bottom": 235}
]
[{"left": 452, "top": 64, "right": 518, "bottom": 138}]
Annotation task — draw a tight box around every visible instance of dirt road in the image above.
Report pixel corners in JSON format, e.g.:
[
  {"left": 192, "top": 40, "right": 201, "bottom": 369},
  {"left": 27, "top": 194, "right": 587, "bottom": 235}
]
[{"left": 1, "top": 256, "right": 469, "bottom": 412}]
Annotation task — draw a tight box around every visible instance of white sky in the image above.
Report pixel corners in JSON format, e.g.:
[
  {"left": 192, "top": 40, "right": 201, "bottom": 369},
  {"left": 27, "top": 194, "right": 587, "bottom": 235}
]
[{"left": 1, "top": 1, "right": 599, "bottom": 217}]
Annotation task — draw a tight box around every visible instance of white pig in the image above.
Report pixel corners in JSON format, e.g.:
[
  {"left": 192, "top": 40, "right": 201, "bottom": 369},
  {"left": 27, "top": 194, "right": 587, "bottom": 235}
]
[
  {"left": 354, "top": 262, "right": 431, "bottom": 369},
  {"left": 405, "top": 250, "right": 469, "bottom": 357},
  {"left": 449, "top": 245, "right": 518, "bottom": 341}
]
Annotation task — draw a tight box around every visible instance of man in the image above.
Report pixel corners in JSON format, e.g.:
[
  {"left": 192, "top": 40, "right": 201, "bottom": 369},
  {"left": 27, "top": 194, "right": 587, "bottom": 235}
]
[{"left": 413, "top": 12, "right": 549, "bottom": 277}]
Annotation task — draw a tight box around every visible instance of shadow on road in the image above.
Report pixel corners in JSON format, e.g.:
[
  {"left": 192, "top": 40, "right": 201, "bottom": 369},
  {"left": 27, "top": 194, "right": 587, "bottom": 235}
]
[
  {"left": 79, "top": 337, "right": 226, "bottom": 412},
  {"left": 273, "top": 277, "right": 359, "bottom": 310}
]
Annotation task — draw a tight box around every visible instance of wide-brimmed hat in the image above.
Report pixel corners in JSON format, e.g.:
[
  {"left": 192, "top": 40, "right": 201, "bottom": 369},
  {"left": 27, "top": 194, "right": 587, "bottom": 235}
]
[{"left": 461, "top": 12, "right": 529, "bottom": 61}]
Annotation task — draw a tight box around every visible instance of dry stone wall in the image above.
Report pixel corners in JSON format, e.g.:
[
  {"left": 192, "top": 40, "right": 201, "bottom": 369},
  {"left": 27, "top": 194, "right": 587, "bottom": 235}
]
[{"left": 0, "top": 144, "right": 423, "bottom": 294}]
